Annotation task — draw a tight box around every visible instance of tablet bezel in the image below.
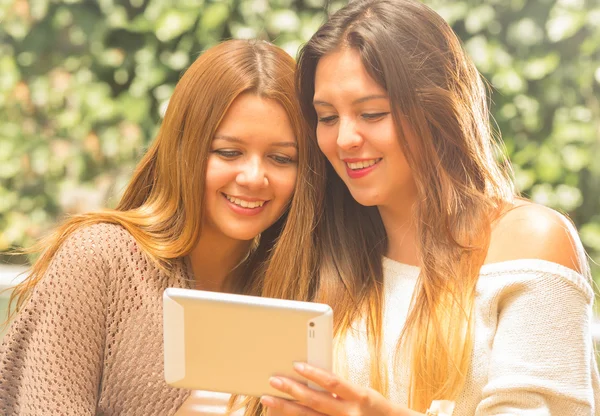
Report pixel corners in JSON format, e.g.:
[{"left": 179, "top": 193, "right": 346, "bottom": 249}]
[{"left": 163, "top": 288, "right": 333, "bottom": 399}]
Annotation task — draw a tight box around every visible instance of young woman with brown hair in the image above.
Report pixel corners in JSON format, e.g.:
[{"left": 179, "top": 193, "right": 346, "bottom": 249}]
[
  {"left": 0, "top": 39, "right": 324, "bottom": 415},
  {"left": 258, "top": 1, "right": 600, "bottom": 415}
]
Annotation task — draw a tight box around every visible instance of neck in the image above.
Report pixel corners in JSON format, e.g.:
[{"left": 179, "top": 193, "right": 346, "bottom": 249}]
[
  {"left": 188, "top": 228, "right": 253, "bottom": 293},
  {"left": 378, "top": 193, "right": 419, "bottom": 266}
]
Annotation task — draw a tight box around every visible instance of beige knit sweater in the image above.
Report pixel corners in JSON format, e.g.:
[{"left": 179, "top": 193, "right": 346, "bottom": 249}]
[{"left": 0, "top": 223, "right": 193, "bottom": 415}]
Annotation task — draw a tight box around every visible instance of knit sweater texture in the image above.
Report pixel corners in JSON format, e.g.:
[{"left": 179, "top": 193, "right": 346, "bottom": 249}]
[
  {"left": 336, "top": 257, "right": 600, "bottom": 415},
  {"left": 0, "top": 223, "right": 194, "bottom": 415}
]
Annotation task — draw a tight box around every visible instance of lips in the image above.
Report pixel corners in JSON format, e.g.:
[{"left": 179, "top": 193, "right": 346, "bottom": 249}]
[
  {"left": 346, "top": 158, "right": 381, "bottom": 170},
  {"left": 224, "top": 194, "right": 266, "bottom": 209},
  {"left": 222, "top": 193, "right": 270, "bottom": 216},
  {"left": 343, "top": 158, "right": 382, "bottom": 179}
]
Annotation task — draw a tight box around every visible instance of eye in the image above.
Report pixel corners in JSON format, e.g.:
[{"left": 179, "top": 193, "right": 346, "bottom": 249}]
[
  {"left": 361, "top": 112, "right": 389, "bottom": 121},
  {"left": 212, "top": 149, "right": 241, "bottom": 159},
  {"left": 317, "top": 115, "right": 338, "bottom": 125},
  {"left": 270, "top": 154, "right": 296, "bottom": 165}
]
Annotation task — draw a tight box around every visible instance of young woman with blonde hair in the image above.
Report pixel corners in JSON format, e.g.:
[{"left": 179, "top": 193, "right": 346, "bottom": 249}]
[
  {"left": 258, "top": 1, "right": 600, "bottom": 415},
  {"left": 0, "top": 39, "right": 324, "bottom": 415}
]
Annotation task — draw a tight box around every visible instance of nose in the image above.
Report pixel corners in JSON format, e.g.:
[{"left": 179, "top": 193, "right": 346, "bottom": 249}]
[
  {"left": 236, "top": 157, "right": 268, "bottom": 189},
  {"left": 336, "top": 118, "right": 363, "bottom": 151}
]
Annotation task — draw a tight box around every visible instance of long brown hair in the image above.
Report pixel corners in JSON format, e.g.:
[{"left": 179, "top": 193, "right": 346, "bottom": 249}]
[
  {"left": 7, "top": 40, "right": 325, "bottom": 327},
  {"left": 296, "top": 0, "right": 515, "bottom": 411}
]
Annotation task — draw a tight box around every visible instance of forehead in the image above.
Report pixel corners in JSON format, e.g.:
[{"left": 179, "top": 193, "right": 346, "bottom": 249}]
[
  {"left": 216, "top": 93, "right": 296, "bottom": 141},
  {"left": 314, "top": 48, "right": 386, "bottom": 101},
  {"left": 221, "top": 93, "right": 285, "bottom": 121}
]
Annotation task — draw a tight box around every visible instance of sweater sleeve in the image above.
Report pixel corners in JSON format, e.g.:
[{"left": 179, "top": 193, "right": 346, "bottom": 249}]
[
  {"left": 475, "top": 265, "right": 596, "bottom": 415},
  {"left": 0, "top": 225, "right": 111, "bottom": 415}
]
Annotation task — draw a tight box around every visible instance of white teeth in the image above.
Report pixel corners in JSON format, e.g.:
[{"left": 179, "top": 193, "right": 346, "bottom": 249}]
[
  {"left": 347, "top": 159, "right": 380, "bottom": 170},
  {"left": 225, "top": 194, "right": 265, "bottom": 208}
]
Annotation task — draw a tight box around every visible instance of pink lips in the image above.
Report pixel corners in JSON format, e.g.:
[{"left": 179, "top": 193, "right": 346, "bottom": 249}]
[
  {"left": 343, "top": 159, "right": 381, "bottom": 179},
  {"left": 223, "top": 194, "right": 269, "bottom": 216}
]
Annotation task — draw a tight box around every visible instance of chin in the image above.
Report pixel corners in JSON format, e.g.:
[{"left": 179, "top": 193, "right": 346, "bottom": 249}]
[
  {"left": 227, "top": 233, "right": 259, "bottom": 242},
  {"left": 348, "top": 190, "right": 381, "bottom": 207},
  {"left": 354, "top": 199, "right": 377, "bottom": 207},
  {"left": 224, "top": 228, "right": 262, "bottom": 242}
]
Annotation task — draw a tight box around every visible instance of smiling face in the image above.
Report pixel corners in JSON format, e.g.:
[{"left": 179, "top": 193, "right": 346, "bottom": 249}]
[
  {"left": 203, "top": 93, "right": 298, "bottom": 242},
  {"left": 313, "top": 48, "right": 417, "bottom": 208}
]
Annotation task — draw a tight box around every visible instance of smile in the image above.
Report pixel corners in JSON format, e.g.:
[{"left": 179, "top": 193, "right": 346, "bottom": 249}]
[
  {"left": 343, "top": 158, "right": 382, "bottom": 179},
  {"left": 223, "top": 193, "right": 267, "bottom": 209},
  {"left": 345, "top": 158, "right": 382, "bottom": 170}
]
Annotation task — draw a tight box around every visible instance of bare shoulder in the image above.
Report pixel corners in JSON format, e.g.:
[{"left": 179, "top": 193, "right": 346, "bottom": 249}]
[{"left": 486, "top": 200, "right": 587, "bottom": 274}]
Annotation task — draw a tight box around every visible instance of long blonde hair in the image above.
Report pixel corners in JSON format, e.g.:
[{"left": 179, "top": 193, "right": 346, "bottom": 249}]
[
  {"left": 295, "top": 0, "right": 515, "bottom": 411},
  {"left": 7, "top": 40, "right": 325, "bottom": 328}
]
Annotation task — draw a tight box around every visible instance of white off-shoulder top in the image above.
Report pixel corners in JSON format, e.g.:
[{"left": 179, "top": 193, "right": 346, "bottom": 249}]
[{"left": 335, "top": 258, "right": 600, "bottom": 415}]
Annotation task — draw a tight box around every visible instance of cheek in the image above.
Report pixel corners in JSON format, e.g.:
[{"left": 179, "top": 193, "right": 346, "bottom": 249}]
[
  {"left": 204, "top": 159, "right": 232, "bottom": 193},
  {"left": 374, "top": 122, "right": 405, "bottom": 158},
  {"left": 316, "top": 127, "right": 337, "bottom": 157},
  {"left": 272, "top": 168, "right": 297, "bottom": 201}
]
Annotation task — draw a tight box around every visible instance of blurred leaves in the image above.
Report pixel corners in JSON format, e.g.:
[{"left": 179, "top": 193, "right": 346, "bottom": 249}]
[
  {"left": 0, "top": 0, "right": 599, "bottom": 289},
  {"left": 0, "top": 0, "right": 332, "bottom": 254},
  {"left": 427, "top": 0, "right": 600, "bottom": 286}
]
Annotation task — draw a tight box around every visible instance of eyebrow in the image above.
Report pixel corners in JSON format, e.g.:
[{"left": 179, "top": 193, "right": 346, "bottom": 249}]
[
  {"left": 213, "top": 134, "right": 297, "bottom": 148},
  {"left": 313, "top": 94, "right": 388, "bottom": 107}
]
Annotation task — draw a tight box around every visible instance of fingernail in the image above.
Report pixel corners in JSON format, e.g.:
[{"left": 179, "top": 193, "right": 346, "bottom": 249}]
[
  {"left": 269, "top": 377, "right": 283, "bottom": 388},
  {"left": 261, "top": 396, "right": 275, "bottom": 407},
  {"left": 293, "top": 362, "right": 305, "bottom": 372}
]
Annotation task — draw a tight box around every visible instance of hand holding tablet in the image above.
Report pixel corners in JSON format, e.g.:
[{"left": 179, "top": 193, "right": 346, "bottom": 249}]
[{"left": 163, "top": 288, "right": 333, "bottom": 399}]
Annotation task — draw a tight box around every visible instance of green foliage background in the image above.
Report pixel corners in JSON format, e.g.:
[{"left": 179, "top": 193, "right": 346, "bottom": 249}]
[{"left": 1, "top": 0, "right": 599, "bottom": 286}]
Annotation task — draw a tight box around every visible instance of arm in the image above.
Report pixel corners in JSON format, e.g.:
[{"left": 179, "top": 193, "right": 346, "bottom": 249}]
[
  {"left": 476, "top": 267, "right": 595, "bottom": 415},
  {"left": 0, "top": 225, "right": 111, "bottom": 415},
  {"left": 477, "top": 204, "right": 596, "bottom": 414}
]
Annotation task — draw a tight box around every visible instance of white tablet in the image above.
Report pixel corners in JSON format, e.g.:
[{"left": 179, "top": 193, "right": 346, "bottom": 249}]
[{"left": 163, "top": 288, "right": 333, "bottom": 399}]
